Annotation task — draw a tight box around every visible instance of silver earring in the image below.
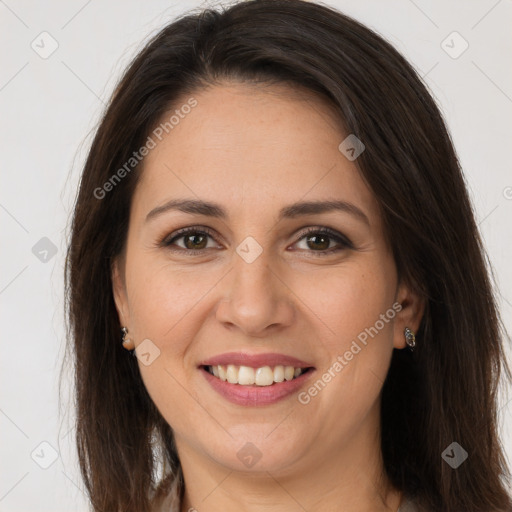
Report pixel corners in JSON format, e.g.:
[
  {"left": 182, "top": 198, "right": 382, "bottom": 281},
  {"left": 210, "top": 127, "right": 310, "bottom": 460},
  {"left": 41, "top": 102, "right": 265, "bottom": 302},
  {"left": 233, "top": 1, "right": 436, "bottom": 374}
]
[
  {"left": 404, "top": 327, "right": 416, "bottom": 351},
  {"left": 121, "top": 327, "right": 134, "bottom": 351}
]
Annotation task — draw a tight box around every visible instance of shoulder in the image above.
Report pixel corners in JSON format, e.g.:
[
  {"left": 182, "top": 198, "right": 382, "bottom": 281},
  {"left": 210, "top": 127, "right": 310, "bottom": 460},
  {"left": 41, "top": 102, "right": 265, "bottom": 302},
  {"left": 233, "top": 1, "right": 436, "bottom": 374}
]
[
  {"left": 150, "top": 474, "right": 182, "bottom": 512},
  {"left": 399, "top": 497, "right": 422, "bottom": 512}
]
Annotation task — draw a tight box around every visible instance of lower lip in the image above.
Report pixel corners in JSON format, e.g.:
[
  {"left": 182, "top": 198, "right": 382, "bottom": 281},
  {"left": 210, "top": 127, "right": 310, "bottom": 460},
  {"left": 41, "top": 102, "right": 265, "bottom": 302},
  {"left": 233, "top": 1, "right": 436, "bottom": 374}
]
[{"left": 200, "top": 366, "right": 315, "bottom": 406}]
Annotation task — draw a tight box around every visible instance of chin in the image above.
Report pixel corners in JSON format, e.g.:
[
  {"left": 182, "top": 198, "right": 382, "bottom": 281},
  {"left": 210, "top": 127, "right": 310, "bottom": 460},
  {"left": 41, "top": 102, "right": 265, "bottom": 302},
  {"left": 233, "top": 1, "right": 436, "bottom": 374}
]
[{"left": 204, "top": 432, "right": 306, "bottom": 474}]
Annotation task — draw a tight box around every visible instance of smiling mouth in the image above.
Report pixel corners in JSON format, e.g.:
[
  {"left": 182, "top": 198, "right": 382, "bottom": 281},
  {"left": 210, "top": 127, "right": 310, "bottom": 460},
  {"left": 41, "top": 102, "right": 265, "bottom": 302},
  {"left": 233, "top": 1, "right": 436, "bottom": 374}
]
[{"left": 202, "top": 364, "right": 314, "bottom": 386}]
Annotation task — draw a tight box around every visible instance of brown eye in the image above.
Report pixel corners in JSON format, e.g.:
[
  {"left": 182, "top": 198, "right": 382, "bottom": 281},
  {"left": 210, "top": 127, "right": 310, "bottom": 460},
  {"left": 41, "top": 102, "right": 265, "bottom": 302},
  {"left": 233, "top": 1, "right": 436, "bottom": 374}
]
[
  {"left": 305, "top": 233, "right": 331, "bottom": 251},
  {"left": 182, "top": 232, "right": 208, "bottom": 250},
  {"left": 294, "top": 227, "right": 353, "bottom": 255},
  {"left": 161, "top": 227, "right": 219, "bottom": 253}
]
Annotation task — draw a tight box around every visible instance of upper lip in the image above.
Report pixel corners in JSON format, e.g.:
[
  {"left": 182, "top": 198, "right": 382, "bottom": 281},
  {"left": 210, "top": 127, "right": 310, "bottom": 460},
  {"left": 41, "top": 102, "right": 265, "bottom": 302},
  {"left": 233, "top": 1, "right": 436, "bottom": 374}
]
[{"left": 200, "top": 352, "right": 314, "bottom": 369}]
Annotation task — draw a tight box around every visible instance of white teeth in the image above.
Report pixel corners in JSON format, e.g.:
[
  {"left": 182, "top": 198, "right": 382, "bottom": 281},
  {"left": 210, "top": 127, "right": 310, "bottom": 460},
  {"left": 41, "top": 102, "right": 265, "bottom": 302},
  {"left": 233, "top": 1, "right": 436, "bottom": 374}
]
[
  {"left": 255, "top": 366, "right": 274, "bottom": 386},
  {"left": 218, "top": 365, "right": 227, "bottom": 381},
  {"left": 207, "top": 364, "right": 307, "bottom": 386},
  {"left": 238, "top": 365, "right": 255, "bottom": 385},
  {"left": 284, "top": 366, "right": 295, "bottom": 381},
  {"left": 226, "top": 364, "right": 238, "bottom": 384},
  {"left": 273, "top": 365, "right": 285, "bottom": 383}
]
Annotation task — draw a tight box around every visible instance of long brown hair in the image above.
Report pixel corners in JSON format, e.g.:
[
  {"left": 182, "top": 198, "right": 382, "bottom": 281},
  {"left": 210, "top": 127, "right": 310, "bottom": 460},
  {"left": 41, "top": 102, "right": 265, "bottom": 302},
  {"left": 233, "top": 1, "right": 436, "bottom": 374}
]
[{"left": 62, "top": 1, "right": 512, "bottom": 510}]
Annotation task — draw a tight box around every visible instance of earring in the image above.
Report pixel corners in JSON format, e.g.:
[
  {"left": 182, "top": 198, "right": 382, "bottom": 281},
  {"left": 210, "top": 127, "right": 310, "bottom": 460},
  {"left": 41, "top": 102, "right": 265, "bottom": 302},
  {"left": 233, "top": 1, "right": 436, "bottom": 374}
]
[
  {"left": 121, "top": 327, "right": 135, "bottom": 351},
  {"left": 404, "top": 327, "right": 416, "bottom": 351}
]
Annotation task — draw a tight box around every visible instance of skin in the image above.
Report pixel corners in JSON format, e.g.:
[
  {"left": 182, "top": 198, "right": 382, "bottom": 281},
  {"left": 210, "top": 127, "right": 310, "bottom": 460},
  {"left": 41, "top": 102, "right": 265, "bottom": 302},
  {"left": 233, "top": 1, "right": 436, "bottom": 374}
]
[{"left": 112, "top": 81, "right": 424, "bottom": 512}]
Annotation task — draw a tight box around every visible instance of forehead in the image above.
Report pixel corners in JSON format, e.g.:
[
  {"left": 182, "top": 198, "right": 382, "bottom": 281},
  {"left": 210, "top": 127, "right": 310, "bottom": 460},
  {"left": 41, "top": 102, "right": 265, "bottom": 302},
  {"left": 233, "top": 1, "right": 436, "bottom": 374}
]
[{"left": 131, "top": 81, "right": 379, "bottom": 224}]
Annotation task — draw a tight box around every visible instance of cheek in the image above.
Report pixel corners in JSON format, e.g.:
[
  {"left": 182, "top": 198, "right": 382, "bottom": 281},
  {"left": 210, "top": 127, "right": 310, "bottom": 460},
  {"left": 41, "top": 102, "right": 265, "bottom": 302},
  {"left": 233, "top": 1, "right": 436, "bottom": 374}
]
[
  {"left": 303, "top": 263, "right": 396, "bottom": 349},
  {"left": 123, "top": 257, "right": 221, "bottom": 415},
  {"left": 125, "top": 256, "right": 216, "bottom": 344},
  {"left": 124, "top": 259, "right": 211, "bottom": 426},
  {"left": 298, "top": 263, "right": 397, "bottom": 411}
]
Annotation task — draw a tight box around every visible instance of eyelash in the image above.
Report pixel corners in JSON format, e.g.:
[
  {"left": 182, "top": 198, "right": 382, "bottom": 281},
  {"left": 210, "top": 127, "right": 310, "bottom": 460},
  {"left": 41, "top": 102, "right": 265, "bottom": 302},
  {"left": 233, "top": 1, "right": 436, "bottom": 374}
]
[{"left": 159, "top": 225, "right": 354, "bottom": 256}]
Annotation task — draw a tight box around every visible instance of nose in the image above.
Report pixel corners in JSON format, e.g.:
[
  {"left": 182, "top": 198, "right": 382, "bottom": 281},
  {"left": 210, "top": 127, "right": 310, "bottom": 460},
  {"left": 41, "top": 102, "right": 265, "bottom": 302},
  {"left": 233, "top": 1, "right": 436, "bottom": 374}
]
[{"left": 215, "top": 249, "right": 295, "bottom": 337}]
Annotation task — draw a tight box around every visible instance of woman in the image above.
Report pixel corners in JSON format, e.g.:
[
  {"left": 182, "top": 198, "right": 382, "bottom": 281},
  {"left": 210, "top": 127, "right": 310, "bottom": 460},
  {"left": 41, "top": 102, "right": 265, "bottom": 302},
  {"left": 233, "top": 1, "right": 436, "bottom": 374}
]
[{"left": 63, "top": 1, "right": 512, "bottom": 511}]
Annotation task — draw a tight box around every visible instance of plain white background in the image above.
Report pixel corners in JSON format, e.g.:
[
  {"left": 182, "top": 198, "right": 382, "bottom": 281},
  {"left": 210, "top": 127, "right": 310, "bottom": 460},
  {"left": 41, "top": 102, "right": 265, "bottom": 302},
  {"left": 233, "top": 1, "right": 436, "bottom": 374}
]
[{"left": 1, "top": 0, "right": 511, "bottom": 510}]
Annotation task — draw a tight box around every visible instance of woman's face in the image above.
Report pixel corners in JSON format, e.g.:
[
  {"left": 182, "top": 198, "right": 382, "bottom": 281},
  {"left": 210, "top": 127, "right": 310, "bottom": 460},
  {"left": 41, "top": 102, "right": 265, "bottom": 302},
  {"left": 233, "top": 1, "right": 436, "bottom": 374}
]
[{"left": 112, "top": 81, "right": 421, "bottom": 476}]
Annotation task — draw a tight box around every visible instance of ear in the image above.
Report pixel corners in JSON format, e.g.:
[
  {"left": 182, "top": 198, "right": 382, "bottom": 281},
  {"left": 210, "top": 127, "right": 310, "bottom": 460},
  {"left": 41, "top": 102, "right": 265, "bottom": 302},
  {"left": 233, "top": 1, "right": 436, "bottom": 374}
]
[
  {"left": 111, "top": 256, "right": 130, "bottom": 327},
  {"left": 392, "top": 280, "right": 425, "bottom": 349}
]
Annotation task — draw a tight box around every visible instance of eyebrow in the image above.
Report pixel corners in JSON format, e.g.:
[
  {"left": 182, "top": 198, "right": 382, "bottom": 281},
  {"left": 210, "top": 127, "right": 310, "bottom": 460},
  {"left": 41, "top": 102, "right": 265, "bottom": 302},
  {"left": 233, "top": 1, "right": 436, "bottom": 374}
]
[{"left": 145, "top": 198, "right": 370, "bottom": 226}]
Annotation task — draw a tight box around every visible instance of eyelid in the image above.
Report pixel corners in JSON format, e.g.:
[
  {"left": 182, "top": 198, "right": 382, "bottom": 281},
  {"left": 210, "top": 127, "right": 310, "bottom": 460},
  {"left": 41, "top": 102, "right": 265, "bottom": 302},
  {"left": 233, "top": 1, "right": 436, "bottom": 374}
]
[
  {"left": 160, "top": 225, "right": 354, "bottom": 254},
  {"left": 293, "top": 226, "right": 354, "bottom": 250},
  {"left": 159, "top": 225, "right": 221, "bottom": 248}
]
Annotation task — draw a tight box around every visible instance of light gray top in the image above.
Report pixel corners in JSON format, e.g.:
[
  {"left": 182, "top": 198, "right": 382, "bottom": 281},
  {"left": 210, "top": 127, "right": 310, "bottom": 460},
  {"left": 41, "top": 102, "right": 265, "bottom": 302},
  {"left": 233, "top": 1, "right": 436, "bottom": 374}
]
[{"left": 398, "top": 497, "right": 420, "bottom": 512}]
